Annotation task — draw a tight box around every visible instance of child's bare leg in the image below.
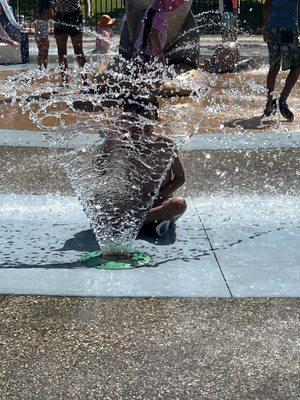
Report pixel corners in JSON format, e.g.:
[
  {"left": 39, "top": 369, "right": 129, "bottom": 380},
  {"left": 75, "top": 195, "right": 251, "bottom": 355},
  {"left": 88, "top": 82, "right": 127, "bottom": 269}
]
[
  {"left": 71, "top": 34, "right": 89, "bottom": 85},
  {"left": 37, "top": 42, "right": 43, "bottom": 68},
  {"left": 280, "top": 65, "right": 300, "bottom": 101},
  {"left": 42, "top": 39, "right": 49, "bottom": 69},
  {"left": 144, "top": 197, "right": 187, "bottom": 224},
  {"left": 39, "top": 39, "right": 49, "bottom": 69},
  {"left": 265, "top": 65, "right": 280, "bottom": 107}
]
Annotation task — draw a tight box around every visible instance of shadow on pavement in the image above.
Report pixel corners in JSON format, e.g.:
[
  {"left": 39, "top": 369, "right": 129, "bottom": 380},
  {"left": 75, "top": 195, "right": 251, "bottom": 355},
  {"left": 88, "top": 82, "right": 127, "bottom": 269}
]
[
  {"left": 61, "top": 225, "right": 177, "bottom": 252},
  {"left": 224, "top": 115, "right": 275, "bottom": 130}
]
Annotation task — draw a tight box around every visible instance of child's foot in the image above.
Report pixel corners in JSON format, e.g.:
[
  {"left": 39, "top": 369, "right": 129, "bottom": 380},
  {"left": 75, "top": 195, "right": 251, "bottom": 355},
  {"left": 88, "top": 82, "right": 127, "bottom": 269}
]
[
  {"left": 155, "top": 220, "right": 171, "bottom": 237},
  {"left": 59, "top": 82, "right": 70, "bottom": 89},
  {"left": 279, "top": 98, "right": 294, "bottom": 122},
  {"left": 82, "top": 73, "right": 90, "bottom": 87},
  {"left": 61, "top": 71, "right": 69, "bottom": 87},
  {"left": 263, "top": 99, "right": 277, "bottom": 116}
]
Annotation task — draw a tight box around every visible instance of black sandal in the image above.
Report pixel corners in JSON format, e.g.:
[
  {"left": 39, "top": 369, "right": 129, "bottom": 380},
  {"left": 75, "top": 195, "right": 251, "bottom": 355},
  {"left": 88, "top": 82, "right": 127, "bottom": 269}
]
[
  {"left": 263, "top": 99, "right": 277, "bottom": 117},
  {"left": 279, "top": 98, "right": 294, "bottom": 122}
]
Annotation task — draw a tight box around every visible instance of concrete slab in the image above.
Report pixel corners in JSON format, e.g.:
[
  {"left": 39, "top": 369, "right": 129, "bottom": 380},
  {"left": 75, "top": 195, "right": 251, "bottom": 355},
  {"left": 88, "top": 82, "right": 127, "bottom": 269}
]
[
  {"left": 194, "top": 196, "right": 300, "bottom": 297},
  {"left": 1, "top": 128, "right": 299, "bottom": 150},
  {"left": 182, "top": 130, "right": 299, "bottom": 151},
  {"left": 0, "top": 193, "right": 229, "bottom": 297},
  {"left": 0, "top": 297, "right": 299, "bottom": 400},
  {"left": 288, "top": 130, "right": 300, "bottom": 146},
  {"left": 2, "top": 145, "right": 299, "bottom": 198}
]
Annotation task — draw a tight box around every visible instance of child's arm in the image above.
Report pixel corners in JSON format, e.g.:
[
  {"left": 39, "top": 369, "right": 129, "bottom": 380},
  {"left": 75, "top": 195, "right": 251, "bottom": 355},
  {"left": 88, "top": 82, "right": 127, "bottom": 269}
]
[
  {"left": 0, "top": 36, "right": 18, "bottom": 46},
  {"left": 158, "top": 153, "right": 185, "bottom": 200}
]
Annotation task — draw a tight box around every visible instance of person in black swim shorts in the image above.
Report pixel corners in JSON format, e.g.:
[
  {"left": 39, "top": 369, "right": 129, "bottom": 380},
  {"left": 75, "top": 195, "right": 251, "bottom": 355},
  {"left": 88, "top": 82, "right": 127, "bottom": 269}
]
[
  {"left": 54, "top": 0, "right": 92, "bottom": 84},
  {"left": 263, "top": 0, "right": 300, "bottom": 121}
]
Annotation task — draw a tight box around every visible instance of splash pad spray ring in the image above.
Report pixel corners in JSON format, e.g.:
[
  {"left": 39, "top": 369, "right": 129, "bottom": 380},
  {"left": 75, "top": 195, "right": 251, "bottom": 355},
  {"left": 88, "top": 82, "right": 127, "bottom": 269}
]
[{"left": 81, "top": 250, "right": 152, "bottom": 270}]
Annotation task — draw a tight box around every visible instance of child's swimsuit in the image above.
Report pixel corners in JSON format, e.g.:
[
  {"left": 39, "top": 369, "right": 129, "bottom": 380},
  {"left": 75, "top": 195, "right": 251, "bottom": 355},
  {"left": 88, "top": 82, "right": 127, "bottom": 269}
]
[
  {"left": 95, "top": 27, "right": 112, "bottom": 53},
  {"left": 35, "top": 20, "right": 49, "bottom": 41}
]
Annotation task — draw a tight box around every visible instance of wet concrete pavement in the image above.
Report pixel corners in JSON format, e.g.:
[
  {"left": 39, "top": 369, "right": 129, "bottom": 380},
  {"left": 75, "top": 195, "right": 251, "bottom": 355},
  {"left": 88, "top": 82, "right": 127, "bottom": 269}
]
[
  {"left": 1, "top": 41, "right": 300, "bottom": 396},
  {"left": 1, "top": 67, "right": 300, "bottom": 133},
  {"left": 0, "top": 138, "right": 299, "bottom": 196},
  {"left": 0, "top": 130, "right": 299, "bottom": 297}
]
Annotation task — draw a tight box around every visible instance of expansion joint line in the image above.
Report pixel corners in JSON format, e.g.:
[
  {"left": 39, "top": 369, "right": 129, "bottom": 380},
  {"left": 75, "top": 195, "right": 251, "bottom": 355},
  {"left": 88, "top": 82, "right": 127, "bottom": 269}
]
[{"left": 192, "top": 200, "right": 233, "bottom": 298}]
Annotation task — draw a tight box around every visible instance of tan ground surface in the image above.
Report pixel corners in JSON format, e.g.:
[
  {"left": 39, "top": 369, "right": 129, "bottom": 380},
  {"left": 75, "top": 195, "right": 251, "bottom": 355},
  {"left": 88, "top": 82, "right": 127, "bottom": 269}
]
[
  {"left": 1, "top": 297, "right": 299, "bottom": 400},
  {"left": 1, "top": 67, "right": 299, "bottom": 133}
]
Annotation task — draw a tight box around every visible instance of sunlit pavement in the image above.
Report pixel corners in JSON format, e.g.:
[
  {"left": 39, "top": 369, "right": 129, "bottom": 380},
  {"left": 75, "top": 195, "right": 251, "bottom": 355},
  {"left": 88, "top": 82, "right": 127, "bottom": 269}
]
[
  {"left": 0, "top": 52, "right": 299, "bottom": 396},
  {"left": 0, "top": 129, "right": 299, "bottom": 399},
  {"left": 0, "top": 129, "right": 299, "bottom": 298},
  {"left": 0, "top": 296, "right": 299, "bottom": 399}
]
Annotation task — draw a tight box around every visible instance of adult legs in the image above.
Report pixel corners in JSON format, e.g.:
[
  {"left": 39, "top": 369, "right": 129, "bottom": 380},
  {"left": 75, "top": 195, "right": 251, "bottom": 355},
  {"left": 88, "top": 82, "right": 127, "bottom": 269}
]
[
  {"left": 71, "top": 33, "right": 86, "bottom": 67},
  {"left": 37, "top": 41, "right": 43, "bottom": 68},
  {"left": 265, "top": 65, "right": 280, "bottom": 112},
  {"left": 280, "top": 65, "right": 300, "bottom": 101}
]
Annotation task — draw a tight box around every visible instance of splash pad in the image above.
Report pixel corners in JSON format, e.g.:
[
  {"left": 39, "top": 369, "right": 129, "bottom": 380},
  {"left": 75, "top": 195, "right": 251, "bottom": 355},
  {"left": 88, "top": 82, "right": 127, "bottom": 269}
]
[
  {"left": 0, "top": 46, "right": 202, "bottom": 260},
  {"left": 0, "top": 6, "right": 299, "bottom": 282}
]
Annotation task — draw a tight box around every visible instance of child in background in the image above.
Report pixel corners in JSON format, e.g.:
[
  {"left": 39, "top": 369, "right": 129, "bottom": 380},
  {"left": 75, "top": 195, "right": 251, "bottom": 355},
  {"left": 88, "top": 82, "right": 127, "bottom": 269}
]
[
  {"left": 94, "top": 14, "right": 116, "bottom": 53},
  {"left": 35, "top": 0, "right": 53, "bottom": 69},
  {"left": 219, "top": 0, "right": 239, "bottom": 42}
]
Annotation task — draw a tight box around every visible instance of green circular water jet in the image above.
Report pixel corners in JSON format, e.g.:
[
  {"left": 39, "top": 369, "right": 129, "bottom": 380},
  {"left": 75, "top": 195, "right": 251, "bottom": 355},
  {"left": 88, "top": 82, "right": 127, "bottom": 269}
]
[{"left": 81, "top": 251, "right": 152, "bottom": 270}]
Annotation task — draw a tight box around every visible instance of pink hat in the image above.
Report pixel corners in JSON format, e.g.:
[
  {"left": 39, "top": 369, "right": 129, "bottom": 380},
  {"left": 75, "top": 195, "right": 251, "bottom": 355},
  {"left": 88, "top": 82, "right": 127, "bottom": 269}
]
[
  {"left": 152, "top": 0, "right": 186, "bottom": 12},
  {"left": 99, "top": 14, "right": 116, "bottom": 27}
]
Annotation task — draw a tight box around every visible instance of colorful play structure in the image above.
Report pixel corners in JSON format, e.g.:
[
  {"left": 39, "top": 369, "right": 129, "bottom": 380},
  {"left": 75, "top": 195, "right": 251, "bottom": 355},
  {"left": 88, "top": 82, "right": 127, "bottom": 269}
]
[
  {"left": 119, "top": 0, "right": 200, "bottom": 67},
  {"left": 0, "top": 0, "right": 28, "bottom": 64}
]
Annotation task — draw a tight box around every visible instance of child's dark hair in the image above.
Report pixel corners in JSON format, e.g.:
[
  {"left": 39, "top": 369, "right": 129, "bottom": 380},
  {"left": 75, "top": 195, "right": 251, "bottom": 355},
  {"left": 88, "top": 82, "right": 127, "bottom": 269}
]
[
  {"left": 124, "top": 94, "right": 159, "bottom": 119},
  {"left": 37, "top": 0, "right": 53, "bottom": 16}
]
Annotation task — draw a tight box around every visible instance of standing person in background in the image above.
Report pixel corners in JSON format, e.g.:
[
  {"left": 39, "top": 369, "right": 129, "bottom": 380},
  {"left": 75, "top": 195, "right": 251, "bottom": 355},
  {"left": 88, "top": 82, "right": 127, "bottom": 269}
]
[
  {"left": 219, "top": 0, "right": 239, "bottom": 42},
  {"left": 94, "top": 14, "right": 116, "bottom": 54},
  {"left": 54, "top": 0, "right": 92, "bottom": 84},
  {"left": 35, "top": 0, "right": 54, "bottom": 69},
  {"left": 263, "top": 0, "right": 300, "bottom": 121}
]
